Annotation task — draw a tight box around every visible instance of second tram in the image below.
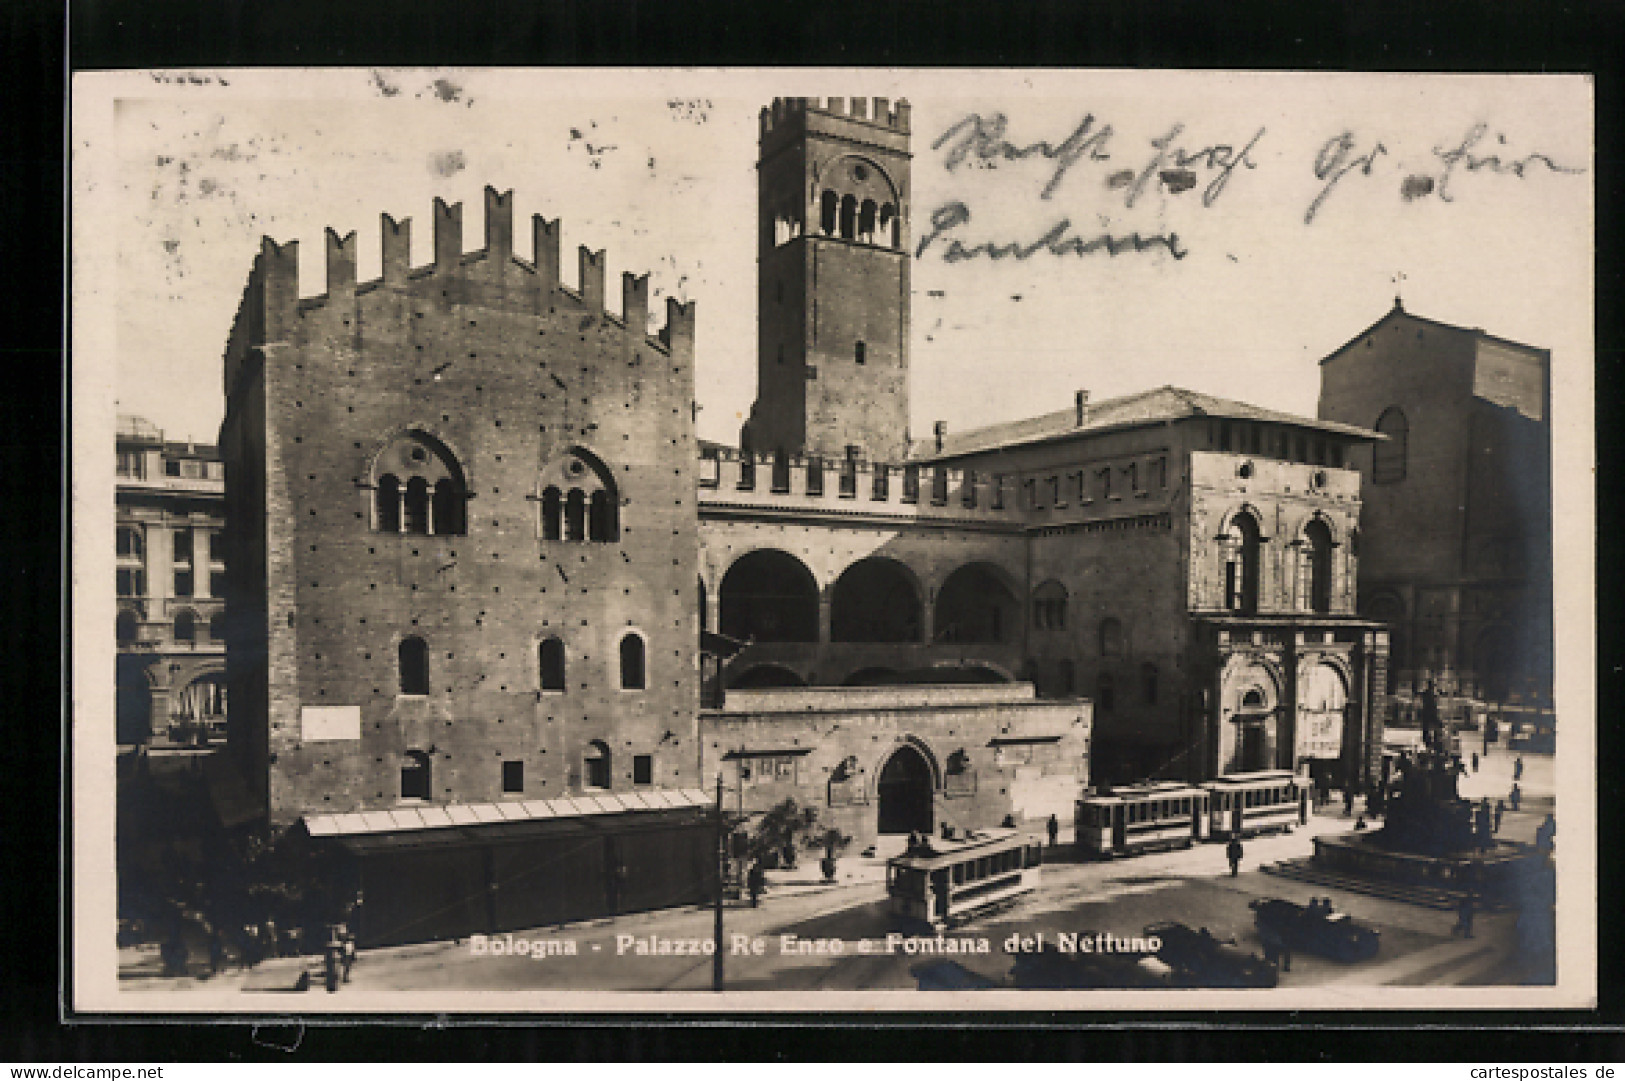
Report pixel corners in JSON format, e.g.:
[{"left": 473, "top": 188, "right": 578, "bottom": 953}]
[
  {"left": 1074, "top": 782, "right": 1211, "bottom": 858},
  {"left": 1204, "top": 770, "right": 1307, "bottom": 839}
]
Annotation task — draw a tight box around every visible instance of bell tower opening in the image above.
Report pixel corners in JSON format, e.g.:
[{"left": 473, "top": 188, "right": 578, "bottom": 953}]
[{"left": 746, "top": 97, "right": 913, "bottom": 463}]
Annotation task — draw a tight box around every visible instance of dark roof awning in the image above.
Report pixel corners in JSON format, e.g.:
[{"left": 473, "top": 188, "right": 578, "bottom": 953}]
[{"left": 987, "top": 734, "right": 1064, "bottom": 747}]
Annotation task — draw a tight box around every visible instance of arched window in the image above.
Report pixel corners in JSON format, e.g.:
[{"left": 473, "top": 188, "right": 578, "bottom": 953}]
[
  {"left": 1304, "top": 519, "right": 1334, "bottom": 614},
  {"left": 1033, "top": 581, "right": 1068, "bottom": 631},
  {"left": 1373, "top": 407, "right": 1408, "bottom": 484},
  {"left": 375, "top": 475, "right": 401, "bottom": 532},
  {"left": 371, "top": 432, "right": 467, "bottom": 535},
  {"left": 539, "top": 637, "right": 566, "bottom": 692},
  {"left": 589, "top": 490, "right": 615, "bottom": 541},
  {"left": 619, "top": 633, "right": 646, "bottom": 690},
  {"left": 174, "top": 610, "right": 195, "bottom": 644},
  {"left": 1098, "top": 617, "right": 1124, "bottom": 657},
  {"left": 820, "top": 190, "right": 838, "bottom": 235},
  {"left": 839, "top": 195, "right": 857, "bottom": 239},
  {"left": 858, "top": 198, "right": 877, "bottom": 243},
  {"left": 433, "top": 479, "right": 464, "bottom": 535},
  {"left": 117, "top": 609, "right": 138, "bottom": 645},
  {"left": 564, "top": 489, "right": 586, "bottom": 541},
  {"left": 116, "top": 527, "right": 143, "bottom": 559},
  {"left": 585, "top": 739, "right": 612, "bottom": 790},
  {"left": 401, "top": 750, "right": 432, "bottom": 800},
  {"left": 541, "top": 486, "right": 562, "bottom": 541},
  {"left": 403, "top": 477, "right": 430, "bottom": 534},
  {"left": 1224, "top": 513, "right": 1262, "bottom": 614},
  {"left": 879, "top": 203, "right": 898, "bottom": 248},
  {"left": 539, "top": 448, "right": 619, "bottom": 544},
  {"left": 399, "top": 636, "right": 429, "bottom": 695}
]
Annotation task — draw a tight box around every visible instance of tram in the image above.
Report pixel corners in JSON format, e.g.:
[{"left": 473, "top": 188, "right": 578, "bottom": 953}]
[
  {"left": 886, "top": 828, "right": 1043, "bottom": 929},
  {"left": 1203, "top": 770, "right": 1307, "bottom": 839},
  {"left": 1074, "top": 782, "right": 1211, "bottom": 859}
]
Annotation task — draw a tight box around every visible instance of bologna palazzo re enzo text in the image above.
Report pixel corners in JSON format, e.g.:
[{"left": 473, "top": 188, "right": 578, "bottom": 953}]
[{"left": 143, "top": 95, "right": 1566, "bottom": 931}]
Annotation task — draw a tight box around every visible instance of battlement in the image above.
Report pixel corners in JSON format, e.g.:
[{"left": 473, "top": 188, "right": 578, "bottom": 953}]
[
  {"left": 760, "top": 96, "right": 911, "bottom": 138},
  {"left": 696, "top": 447, "right": 1022, "bottom": 524},
  {"left": 245, "top": 185, "right": 695, "bottom": 357}
]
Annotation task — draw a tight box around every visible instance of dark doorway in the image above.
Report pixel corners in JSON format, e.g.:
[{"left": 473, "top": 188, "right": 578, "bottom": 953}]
[
  {"left": 1239, "top": 721, "right": 1269, "bottom": 772},
  {"left": 877, "top": 744, "right": 934, "bottom": 835}
]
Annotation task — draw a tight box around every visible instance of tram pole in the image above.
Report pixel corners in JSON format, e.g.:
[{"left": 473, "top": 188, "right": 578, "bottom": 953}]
[{"left": 713, "top": 771, "right": 725, "bottom": 992}]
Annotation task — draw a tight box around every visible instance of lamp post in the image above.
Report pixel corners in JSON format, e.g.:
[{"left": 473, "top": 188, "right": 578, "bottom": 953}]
[{"left": 713, "top": 771, "right": 725, "bottom": 992}]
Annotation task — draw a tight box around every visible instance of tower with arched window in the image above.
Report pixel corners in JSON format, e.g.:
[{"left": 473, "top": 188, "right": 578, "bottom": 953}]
[{"left": 744, "top": 97, "right": 913, "bottom": 462}]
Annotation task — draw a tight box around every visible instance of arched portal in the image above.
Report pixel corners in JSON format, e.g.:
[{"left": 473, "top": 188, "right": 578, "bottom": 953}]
[
  {"left": 727, "top": 664, "right": 806, "bottom": 689},
  {"left": 876, "top": 743, "right": 935, "bottom": 835},
  {"left": 933, "top": 563, "right": 1019, "bottom": 644},
  {"left": 830, "top": 558, "right": 921, "bottom": 642},
  {"left": 719, "top": 550, "right": 819, "bottom": 643}
]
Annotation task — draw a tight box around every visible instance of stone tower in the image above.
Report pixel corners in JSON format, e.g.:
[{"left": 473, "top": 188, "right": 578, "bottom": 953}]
[{"left": 742, "top": 97, "right": 912, "bottom": 463}]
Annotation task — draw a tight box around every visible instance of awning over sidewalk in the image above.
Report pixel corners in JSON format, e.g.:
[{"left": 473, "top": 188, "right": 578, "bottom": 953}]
[{"left": 300, "top": 788, "right": 714, "bottom": 851}]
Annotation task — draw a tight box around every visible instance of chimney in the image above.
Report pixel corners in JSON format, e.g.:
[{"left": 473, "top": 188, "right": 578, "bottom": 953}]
[
  {"left": 1075, "top": 389, "right": 1090, "bottom": 427},
  {"left": 894, "top": 99, "right": 912, "bottom": 132},
  {"left": 933, "top": 420, "right": 947, "bottom": 453}
]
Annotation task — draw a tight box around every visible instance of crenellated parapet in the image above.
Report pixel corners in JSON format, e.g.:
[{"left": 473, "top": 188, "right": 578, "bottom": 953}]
[
  {"left": 240, "top": 185, "right": 695, "bottom": 362},
  {"left": 697, "top": 447, "right": 1023, "bottom": 525},
  {"left": 760, "top": 96, "right": 911, "bottom": 136}
]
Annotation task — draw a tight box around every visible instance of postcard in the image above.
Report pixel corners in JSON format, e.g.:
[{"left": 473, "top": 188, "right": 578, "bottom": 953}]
[{"left": 71, "top": 67, "right": 1594, "bottom": 1012}]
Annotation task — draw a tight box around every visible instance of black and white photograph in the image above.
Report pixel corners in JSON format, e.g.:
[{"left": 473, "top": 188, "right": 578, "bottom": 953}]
[{"left": 70, "top": 67, "right": 1594, "bottom": 1012}]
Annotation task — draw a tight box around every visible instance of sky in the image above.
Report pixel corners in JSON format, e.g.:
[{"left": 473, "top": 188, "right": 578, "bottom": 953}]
[{"left": 79, "top": 68, "right": 1591, "bottom": 451}]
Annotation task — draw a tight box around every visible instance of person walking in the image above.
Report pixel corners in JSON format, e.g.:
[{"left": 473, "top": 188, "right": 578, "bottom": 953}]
[
  {"left": 1509, "top": 783, "right": 1522, "bottom": 812},
  {"left": 1226, "top": 836, "right": 1244, "bottom": 877},
  {"left": 1494, "top": 799, "right": 1505, "bottom": 833},
  {"left": 1452, "top": 894, "right": 1476, "bottom": 939},
  {"left": 1513, "top": 756, "right": 1525, "bottom": 782},
  {"left": 1343, "top": 788, "right": 1355, "bottom": 817},
  {"left": 1471, "top": 751, "right": 1480, "bottom": 773},
  {"left": 1046, "top": 813, "right": 1060, "bottom": 852},
  {"left": 746, "top": 860, "right": 766, "bottom": 908}
]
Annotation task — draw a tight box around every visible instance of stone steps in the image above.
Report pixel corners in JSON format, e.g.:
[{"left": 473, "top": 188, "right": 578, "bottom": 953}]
[{"left": 1259, "top": 858, "right": 1510, "bottom": 911}]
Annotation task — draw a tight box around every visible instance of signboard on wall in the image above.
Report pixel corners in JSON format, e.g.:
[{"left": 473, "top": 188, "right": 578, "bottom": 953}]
[{"left": 301, "top": 705, "right": 361, "bottom": 741}]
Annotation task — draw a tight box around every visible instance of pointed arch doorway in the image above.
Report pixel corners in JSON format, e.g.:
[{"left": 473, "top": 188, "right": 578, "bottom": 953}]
[{"left": 877, "top": 743, "right": 935, "bottom": 835}]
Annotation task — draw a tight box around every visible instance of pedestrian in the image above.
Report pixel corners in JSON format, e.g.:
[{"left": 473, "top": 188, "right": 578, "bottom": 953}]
[
  {"left": 1226, "top": 836, "right": 1244, "bottom": 877},
  {"left": 1514, "top": 756, "right": 1525, "bottom": 782},
  {"left": 323, "top": 929, "right": 342, "bottom": 994},
  {"left": 747, "top": 860, "right": 766, "bottom": 908},
  {"left": 1354, "top": 815, "right": 1367, "bottom": 831},
  {"left": 1343, "top": 788, "right": 1354, "bottom": 817},
  {"left": 340, "top": 925, "right": 356, "bottom": 982},
  {"left": 1452, "top": 894, "right": 1476, "bottom": 939},
  {"left": 1509, "top": 783, "right": 1522, "bottom": 812},
  {"left": 1046, "top": 813, "right": 1060, "bottom": 851},
  {"left": 1494, "top": 800, "right": 1505, "bottom": 832},
  {"left": 1471, "top": 751, "right": 1479, "bottom": 773}
]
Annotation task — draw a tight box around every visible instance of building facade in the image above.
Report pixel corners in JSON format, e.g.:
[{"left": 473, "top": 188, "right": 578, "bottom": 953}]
[
  {"left": 115, "top": 415, "right": 228, "bottom": 747},
  {"left": 1316, "top": 301, "right": 1554, "bottom": 713},
  {"left": 219, "top": 189, "right": 703, "bottom": 830}
]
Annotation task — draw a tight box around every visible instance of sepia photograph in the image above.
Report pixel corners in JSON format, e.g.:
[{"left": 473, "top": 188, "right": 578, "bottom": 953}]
[{"left": 69, "top": 67, "right": 1594, "bottom": 1013}]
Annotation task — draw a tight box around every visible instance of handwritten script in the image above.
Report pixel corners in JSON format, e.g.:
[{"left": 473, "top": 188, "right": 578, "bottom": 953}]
[{"left": 919, "top": 112, "right": 1584, "bottom": 262}]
